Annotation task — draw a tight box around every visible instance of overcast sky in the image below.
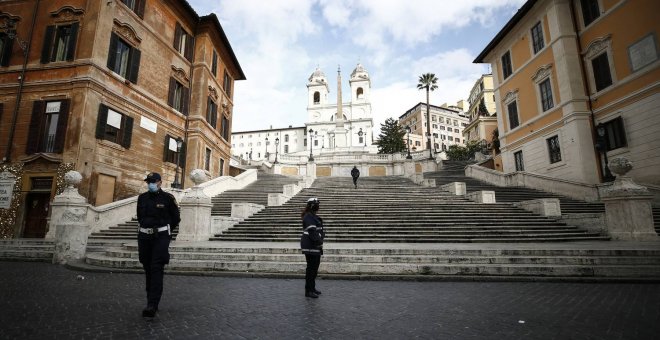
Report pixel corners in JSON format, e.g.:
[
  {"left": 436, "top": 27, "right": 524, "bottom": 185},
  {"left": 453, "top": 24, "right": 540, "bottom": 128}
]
[{"left": 188, "top": 0, "right": 526, "bottom": 132}]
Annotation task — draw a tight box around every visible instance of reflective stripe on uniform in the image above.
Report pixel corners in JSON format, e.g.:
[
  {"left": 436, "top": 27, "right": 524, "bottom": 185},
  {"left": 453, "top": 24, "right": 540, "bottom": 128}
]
[
  {"left": 301, "top": 248, "right": 321, "bottom": 253},
  {"left": 304, "top": 225, "right": 317, "bottom": 230}
]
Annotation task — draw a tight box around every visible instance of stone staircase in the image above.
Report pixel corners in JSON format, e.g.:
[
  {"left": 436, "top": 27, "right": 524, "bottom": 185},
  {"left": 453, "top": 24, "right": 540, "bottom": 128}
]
[
  {"left": 0, "top": 239, "right": 54, "bottom": 262},
  {"left": 83, "top": 242, "right": 660, "bottom": 280},
  {"left": 211, "top": 176, "right": 608, "bottom": 243},
  {"left": 211, "top": 172, "right": 302, "bottom": 216}
]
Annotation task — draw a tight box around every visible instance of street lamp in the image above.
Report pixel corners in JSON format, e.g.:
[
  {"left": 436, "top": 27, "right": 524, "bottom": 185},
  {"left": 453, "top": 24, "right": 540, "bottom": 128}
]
[
  {"left": 172, "top": 137, "right": 183, "bottom": 189},
  {"left": 595, "top": 123, "right": 615, "bottom": 182},
  {"left": 308, "top": 128, "right": 315, "bottom": 161},
  {"left": 405, "top": 125, "right": 412, "bottom": 159},
  {"left": 274, "top": 137, "right": 279, "bottom": 164}
]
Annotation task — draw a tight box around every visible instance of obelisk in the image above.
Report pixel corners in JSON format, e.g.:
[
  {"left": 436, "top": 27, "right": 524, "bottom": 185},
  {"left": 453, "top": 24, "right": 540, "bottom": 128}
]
[{"left": 332, "top": 65, "right": 348, "bottom": 148}]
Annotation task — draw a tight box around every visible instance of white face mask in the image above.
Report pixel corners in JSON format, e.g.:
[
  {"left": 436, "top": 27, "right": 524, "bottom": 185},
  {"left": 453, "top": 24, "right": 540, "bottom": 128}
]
[{"left": 148, "top": 182, "right": 159, "bottom": 192}]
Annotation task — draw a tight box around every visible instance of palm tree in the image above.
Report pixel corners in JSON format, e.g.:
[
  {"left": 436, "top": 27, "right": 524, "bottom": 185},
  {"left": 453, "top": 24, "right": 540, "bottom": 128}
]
[{"left": 417, "top": 73, "right": 438, "bottom": 159}]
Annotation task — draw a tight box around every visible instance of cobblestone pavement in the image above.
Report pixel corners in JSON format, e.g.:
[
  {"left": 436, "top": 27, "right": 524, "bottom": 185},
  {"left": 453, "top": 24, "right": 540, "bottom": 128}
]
[{"left": 1, "top": 262, "right": 659, "bottom": 340}]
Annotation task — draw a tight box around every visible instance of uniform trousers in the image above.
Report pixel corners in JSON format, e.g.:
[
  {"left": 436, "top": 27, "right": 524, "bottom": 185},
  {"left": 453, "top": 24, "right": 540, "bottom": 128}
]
[
  {"left": 304, "top": 254, "right": 321, "bottom": 292},
  {"left": 138, "top": 234, "right": 170, "bottom": 308}
]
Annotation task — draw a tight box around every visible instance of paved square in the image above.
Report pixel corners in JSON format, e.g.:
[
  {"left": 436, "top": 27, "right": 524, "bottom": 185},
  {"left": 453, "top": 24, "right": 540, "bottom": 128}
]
[{"left": 1, "top": 262, "right": 658, "bottom": 339}]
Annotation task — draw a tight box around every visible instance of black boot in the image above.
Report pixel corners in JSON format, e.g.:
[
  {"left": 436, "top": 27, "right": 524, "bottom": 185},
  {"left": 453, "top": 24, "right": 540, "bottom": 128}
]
[
  {"left": 142, "top": 305, "right": 157, "bottom": 317},
  {"left": 313, "top": 289, "right": 322, "bottom": 295},
  {"left": 305, "top": 290, "right": 319, "bottom": 298}
]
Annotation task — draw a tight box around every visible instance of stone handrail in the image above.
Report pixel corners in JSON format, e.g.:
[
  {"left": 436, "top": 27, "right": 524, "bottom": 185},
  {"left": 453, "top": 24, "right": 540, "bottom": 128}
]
[{"left": 465, "top": 164, "right": 602, "bottom": 202}]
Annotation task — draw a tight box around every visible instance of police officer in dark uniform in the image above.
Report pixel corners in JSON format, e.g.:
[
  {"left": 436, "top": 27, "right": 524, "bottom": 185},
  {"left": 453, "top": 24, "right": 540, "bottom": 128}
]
[
  {"left": 137, "top": 172, "right": 180, "bottom": 317},
  {"left": 351, "top": 166, "right": 360, "bottom": 189},
  {"left": 300, "top": 198, "right": 324, "bottom": 298}
]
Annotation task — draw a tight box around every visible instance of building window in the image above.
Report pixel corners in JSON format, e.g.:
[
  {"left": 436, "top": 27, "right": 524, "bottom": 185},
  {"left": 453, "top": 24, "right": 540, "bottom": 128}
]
[
  {"left": 539, "top": 78, "right": 554, "bottom": 111},
  {"left": 501, "top": 51, "right": 513, "bottom": 79},
  {"left": 41, "top": 23, "right": 79, "bottom": 63},
  {"left": 601, "top": 117, "right": 627, "bottom": 151},
  {"left": 531, "top": 21, "right": 544, "bottom": 54},
  {"left": 440, "top": 126, "right": 445, "bottom": 130},
  {"left": 313, "top": 91, "right": 320, "bottom": 104},
  {"left": 547, "top": 135, "right": 561, "bottom": 164},
  {"left": 95, "top": 104, "right": 134, "bottom": 148},
  {"left": 507, "top": 101, "right": 519, "bottom": 129},
  {"left": 223, "top": 71, "right": 232, "bottom": 97},
  {"left": 206, "top": 98, "right": 218, "bottom": 128},
  {"left": 26, "top": 100, "right": 71, "bottom": 154},
  {"left": 220, "top": 116, "right": 229, "bottom": 140},
  {"left": 284, "top": 134, "right": 289, "bottom": 142},
  {"left": 168, "top": 77, "right": 189, "bottom": 115},
  {"left": 0, "top": 32, "right": 13, "bottom": 67},
  {"left": 284, "top": 145, "right": 289, "bottom": 153},
  {"left": 314, "top": 139, "right": 318, "bottom": 146},
  {"left": 107, "top": 33, "right": 141, "bottom": 83},
  {"left": 514, "top": 151, "right": 525, "bottom": 171},
  {"left": 205, "top": 148, "right": 211, "bottom": 171},
  {"left": 219, "top": 158, "right": 225, "bottom": 176},
  {"left": 163, "top": 135, "right": 185, "bottom": 165},
  {"left": 304, "top": 138, "right": 307, "bottom": 146},
  {"left": 580, "top": 0, "right": 600, "bottom": 27},
  {"left": 592, "top": 53, "right": 612, "bottom": 91},
  {"left": 432, "top": 124, "right": 438, "bottom": 129},
  {"left": 359, "top": 137, "right": 364, "bottom": 144},
  {"left": 121, "top": 0, "right": 146, "bottom": 18},
  {"left": 211, "top": 50, "right": 218, "bottom": 76},
  {"left": 173, "top": 23, "right": 193, "bottom": 61}
]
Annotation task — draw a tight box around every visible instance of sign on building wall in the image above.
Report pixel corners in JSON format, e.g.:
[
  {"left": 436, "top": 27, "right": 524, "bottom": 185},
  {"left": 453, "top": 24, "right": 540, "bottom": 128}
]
[
  {"left": 628, "top": 34, "right": 658, "bottom": 72},
  {"left": 140, "top": 116, "right": 158, "bottom": 133},
  {"left": 0, "top": 171, "right": 17, "bottom": 209}
]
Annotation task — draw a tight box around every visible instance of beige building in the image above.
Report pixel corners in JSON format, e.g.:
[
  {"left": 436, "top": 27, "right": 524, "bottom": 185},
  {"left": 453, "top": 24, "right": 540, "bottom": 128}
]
[
  {"left": 474, "top": 0, "right": 659, "bottom": 188},
  {"left": 0, "top": 0, "right": 244, "bottom": 239},
  {"left": 463, "top": 74, "right": 498, "bottom": 146},
  {"left": 398, "top": 102, "right": 469, "bottom": 153}
]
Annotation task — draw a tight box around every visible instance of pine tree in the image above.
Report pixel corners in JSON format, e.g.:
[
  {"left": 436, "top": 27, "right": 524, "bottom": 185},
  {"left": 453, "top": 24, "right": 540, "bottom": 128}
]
[
  {"left": 478, "top": 100, "right": 489, "bottom": 116},
  {"left": 375, "top": 118, "right": 406, "bottom": 154}
]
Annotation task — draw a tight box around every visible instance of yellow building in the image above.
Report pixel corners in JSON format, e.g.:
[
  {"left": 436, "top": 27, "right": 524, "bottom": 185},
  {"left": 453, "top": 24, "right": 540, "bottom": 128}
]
[
  {"left": 475, "top": 0, "right": 660, "bottom": 187},
  {"left": 463, "top": 74, "right": 498, "bottom": 145}
]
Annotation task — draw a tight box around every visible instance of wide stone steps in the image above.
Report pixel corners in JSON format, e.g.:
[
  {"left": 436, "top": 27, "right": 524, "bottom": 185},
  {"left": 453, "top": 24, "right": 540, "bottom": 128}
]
[
  {"left": 83, "top": 244, "right": 660, "bottom": 278},
  {"left": 0, "top": 239, "right": 54, "bottom": 262},
  {"left": 211, "top": 172, "right": 302, "bottom": 216}
]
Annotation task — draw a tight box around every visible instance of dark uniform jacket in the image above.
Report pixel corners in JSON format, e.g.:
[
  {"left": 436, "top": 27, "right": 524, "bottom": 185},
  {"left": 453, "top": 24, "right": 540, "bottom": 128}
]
[
  {"left": 351, "top": 168, "right": 360, "bottom": 178},
  {"left": 137, "top": 189, "right": 181, "bottom": 239},
  {"left": 300, "top": 213, "right": 324, "bottom": 255}
]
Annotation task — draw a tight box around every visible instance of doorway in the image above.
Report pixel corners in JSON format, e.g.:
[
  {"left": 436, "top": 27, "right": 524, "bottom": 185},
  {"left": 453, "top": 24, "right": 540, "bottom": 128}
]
[{"left": 23, "top": 192, "right": 51, "bottom": 238}]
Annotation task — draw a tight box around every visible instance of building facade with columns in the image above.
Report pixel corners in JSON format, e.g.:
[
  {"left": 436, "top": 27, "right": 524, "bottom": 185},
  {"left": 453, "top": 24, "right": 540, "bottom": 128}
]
[
  {"left": 231, "top": 63, "right": 376, "bottom": 160},
  {"left": 474, "top": 0, "right": 659, "bottom": 188},
  {"left": 0, "top": 0, "right": 244, "bottom": 239}
]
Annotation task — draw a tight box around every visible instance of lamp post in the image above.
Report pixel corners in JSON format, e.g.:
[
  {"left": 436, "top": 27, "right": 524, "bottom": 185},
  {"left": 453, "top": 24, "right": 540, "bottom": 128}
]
[
  {"left": 595, "top": 123, "right": 615, "bottom": 182},
  {"left": 274, "top": 137, "right": 279, "bottom": 164},
  {"left": 172, "top": 137, "right": 183, "bottom": 188},
  {"left": 308, "top": 128, "right": 314, "bottom": 161},
  {"left": 405, "top": 125, "right": 412, "bottom": 159}
]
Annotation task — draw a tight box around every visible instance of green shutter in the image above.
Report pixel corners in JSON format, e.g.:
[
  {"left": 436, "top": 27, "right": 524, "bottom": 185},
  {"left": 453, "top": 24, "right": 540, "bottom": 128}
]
[
  {"left": 121, "top": 116, "right": 134, "bottom": 148},
  {"left": 66, "top": 22, "right": 79, "bottom": 61},
  {"left": 96, "top": 104, "right": 108, "bottom": 139},
  {"left": 41, "top": 26, "right": 55, "bottom": 63}
]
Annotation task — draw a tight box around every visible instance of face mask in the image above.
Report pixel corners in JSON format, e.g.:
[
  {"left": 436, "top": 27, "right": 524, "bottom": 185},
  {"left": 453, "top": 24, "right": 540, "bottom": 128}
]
[{"left": 148, "top": 183, "right": 159, "bottom": 192}]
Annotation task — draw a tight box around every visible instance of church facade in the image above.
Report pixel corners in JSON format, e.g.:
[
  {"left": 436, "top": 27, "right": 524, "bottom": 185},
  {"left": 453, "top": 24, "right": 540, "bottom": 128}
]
[{"left": 232, "top": 63, "right": 375, "bottom": 160}]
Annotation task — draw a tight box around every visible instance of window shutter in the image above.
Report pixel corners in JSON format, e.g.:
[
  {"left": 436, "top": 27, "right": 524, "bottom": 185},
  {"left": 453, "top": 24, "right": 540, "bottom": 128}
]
[
  {"left": 53, "top": 99, "right": 70, "bottom": 153},
  {"left": 163, "top": 134, "right": 171, "bottom": 162},
  {"left": 26, "top": 101, "right": 45, "bottom": 154},
  {"left": 179, "top": 141, "right": 187, "bottom": 168},
  {"left": 66, "top": 22, "right": 79, "bottom": 61},
  {"left": 185, "top": 36, "right": 194, "bottom": 62},
  {"left": 182, "top": 86, "right": 190, "bottom": 116},
  {"left": 107, "top": 33, "right": 118, "bottom": 71},
  {"left": 206, "top": 97, "right": 212, "bottom": 123},
  {"left": 173, "top": 23, "right": 182, "bottom": 50},
  {"left": 167, "top": 77, "right": 176, "bottom": 108},
  {"left": 128, "top": 48, "right": 141, "bottom": 84},
  {"left": 136, "top": 0, "right": 147, "bottom": 19},
  {"left": 96, "top": 104, "right": 108, "bottom": 139},
  {"left": 41, "top": 26, "right": 55, "bottom": 63},
  {"left": 212, "top": 102, "right": 218, "bottom": 128},
  {"left": 121, "top": 116, "right": 134, "bottom": 149},
  {"left": 1, "top": 35, "right": 12, "bottom": 66}
]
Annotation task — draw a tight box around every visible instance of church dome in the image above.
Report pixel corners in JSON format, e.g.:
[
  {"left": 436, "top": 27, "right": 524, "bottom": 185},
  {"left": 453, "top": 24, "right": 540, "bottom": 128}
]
[
  {"left": 308, "top": 67, "right": 327, "bottom": 83},
  {"left": 350, "top": 63, "right": 369, "bottom": 80}
]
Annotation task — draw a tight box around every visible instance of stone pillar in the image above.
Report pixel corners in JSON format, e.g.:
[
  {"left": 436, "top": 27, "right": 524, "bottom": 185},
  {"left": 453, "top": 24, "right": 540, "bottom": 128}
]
[
  {"left": 306, "top": 162, "right": 317, "bottom": 179},
  {"left": 231, "top": 203, "right": 265, "bottom": 219},
  {"left": 403, "top": 161, "right": 415, "bottom": 178},
  {"left": 466, "top": 191, "right": 496, "bottom": 204},
  {"left": 268, "top": 193, "right": 290, "bottom": 206},
  {"left": 601, "top": 158, "right": 658, "bottom": 241},
  {"left": 514, "top": 198, "right": 561, "bottom": 217},
  {"left": 440, "top": 182, "right": 466, "bottom": 195},
  {"left": 177, "top": 169, "right": 213, "bottom": 242},
  {"left": 283, "top": 183, "right": 301, "bottom": 197},
  {"left": 52, "top": 171, "right": 90, "bottom": 264}
]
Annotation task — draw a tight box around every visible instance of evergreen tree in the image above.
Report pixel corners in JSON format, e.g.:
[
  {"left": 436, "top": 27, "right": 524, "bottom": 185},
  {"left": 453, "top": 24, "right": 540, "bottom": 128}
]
[
  {"left": 478, "top": 100, "right": 489, "bottom": 115},
  {"left": 375, "top": 118, "right": 406, "bottom": 154}
]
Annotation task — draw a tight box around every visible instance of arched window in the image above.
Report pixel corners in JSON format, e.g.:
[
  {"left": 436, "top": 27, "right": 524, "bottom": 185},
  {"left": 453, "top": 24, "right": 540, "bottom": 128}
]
[
  {"left": 356, "top": 87, "right": 364, "bottom": 99},
  {"left": 313, "top": 92, "right": 320, "bottom": 104}
]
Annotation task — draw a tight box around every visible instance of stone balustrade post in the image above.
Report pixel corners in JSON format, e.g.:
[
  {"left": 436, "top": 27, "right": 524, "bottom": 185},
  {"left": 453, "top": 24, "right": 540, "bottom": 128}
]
[
  {"left": 440, "top": 182, "right": 466, "bottom": 195},
  {"left": 514, "top": 198, "right": 561, "bottom": 216},
  {"left": 403, "top": 161, "right": 415, "bottom": 178},
  {"left": 177, "top": 170, "right": 213, "bottom": 242},
  {"left": 283, "top": 183, "right": 301, "bottom": 197},
  {"left": 268, "top": 193, "right": 291, "bottom": 206},
  {"left": 306, "top": 162, "right": 317, "bottom": 178},
  {"left": 231, "top": 203, "right": 265, "bottom": 219},
  {"left": 601, "top": 158, "right": 658, "bottom": 241},
  {"left": 466, "top": 191, "right": 496, "bottom": 204},
  {"left": 52, "top": 171, "right": 90, "bottom": 264}
]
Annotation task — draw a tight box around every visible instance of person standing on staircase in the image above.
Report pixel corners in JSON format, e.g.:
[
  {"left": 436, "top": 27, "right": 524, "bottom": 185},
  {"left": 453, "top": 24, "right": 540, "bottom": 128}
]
[
  {"left": 351, "top": 166, "right": 360, "bottom": 189},
  {"left": 137, "top": 172, "right": 180, "bottom": 318},
  {"left": 300, "top": 197, "right": 325, "bottom": 298}
]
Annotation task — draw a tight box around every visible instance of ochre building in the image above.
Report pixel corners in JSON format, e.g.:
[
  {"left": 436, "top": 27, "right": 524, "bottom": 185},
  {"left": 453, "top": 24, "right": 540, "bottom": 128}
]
[{"left": 0, "top": 0, "right": 245, "bottom": 238}]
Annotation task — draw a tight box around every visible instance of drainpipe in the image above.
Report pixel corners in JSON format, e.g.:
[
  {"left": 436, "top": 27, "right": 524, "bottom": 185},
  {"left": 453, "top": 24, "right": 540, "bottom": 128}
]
[
  {"left": 180, "top": 21, "right": 198, "bottom": 188},
  {"left": 569, "top": 0, "right": 604, "bottom": 182},
  {"left": 3, "top": 0, "right": 40, "bottom": 163}
]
